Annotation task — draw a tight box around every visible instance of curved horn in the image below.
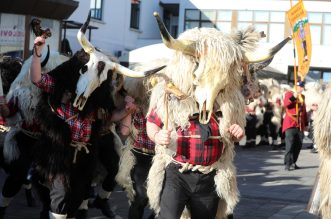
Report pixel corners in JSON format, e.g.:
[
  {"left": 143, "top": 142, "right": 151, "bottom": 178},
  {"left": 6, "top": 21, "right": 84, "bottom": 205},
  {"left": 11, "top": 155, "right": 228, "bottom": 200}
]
[
  {"left": 107, "top": 61, "right": 166, "bottom": 78},
  {"left": 41, "top": 45, "right": 50, "bottom": 67},
  {"left": 153, "top": 12, "right": 196, "bottom": 56},
  {"left": 77, "top": 11, "right": 95, "bottom": 54},
  {"left": 248, "top": 57, "right": 274, "bottom": 74},
  {"left": 244, "top": 36, "right": 292, "bottom": 63}
]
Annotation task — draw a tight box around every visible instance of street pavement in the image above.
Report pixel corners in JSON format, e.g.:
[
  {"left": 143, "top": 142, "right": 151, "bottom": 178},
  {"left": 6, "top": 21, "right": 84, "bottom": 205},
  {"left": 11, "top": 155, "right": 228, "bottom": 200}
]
[{"left": 0, "top": 139, "right": 320, "bottom": 219}]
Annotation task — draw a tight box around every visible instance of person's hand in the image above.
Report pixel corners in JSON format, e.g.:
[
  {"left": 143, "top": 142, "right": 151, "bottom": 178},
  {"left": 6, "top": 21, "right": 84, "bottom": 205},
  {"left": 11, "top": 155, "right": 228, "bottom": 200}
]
[
  {"left": 125, "top": 102, "right": 138, "bottom": 113},
  {"left": 33, "top": 36, "right": 45, "bottom": 57},
  {"left": 125, "top": 95, "right": 135, "bottom": 103},
  {"left": 228, "top": 124, "right": 244, "bottom": 141},
  {"left": 154, "top": 128, "right": 172, "bottom": 145},
  {"left": 311, "top": 103, "right": 318, "bottom": 111}
]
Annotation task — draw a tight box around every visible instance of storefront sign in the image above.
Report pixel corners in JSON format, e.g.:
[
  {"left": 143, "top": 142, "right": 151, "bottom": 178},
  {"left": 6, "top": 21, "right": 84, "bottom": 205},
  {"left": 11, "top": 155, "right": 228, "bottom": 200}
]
[{"left": 0, "top": 28, "right": 25, "bottom": 46}]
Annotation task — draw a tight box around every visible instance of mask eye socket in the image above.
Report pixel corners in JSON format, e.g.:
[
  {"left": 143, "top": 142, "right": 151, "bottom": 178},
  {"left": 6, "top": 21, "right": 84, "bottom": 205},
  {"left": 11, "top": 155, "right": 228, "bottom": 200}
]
[
  {"left": 192, "top": 61, "right": 200, "bottom": 85},
  {"left": 80, "top": 65, "right": 88, "bottom": 74},
  {"left": 193, "top": 61, "right": 199, "bottom": 72}
]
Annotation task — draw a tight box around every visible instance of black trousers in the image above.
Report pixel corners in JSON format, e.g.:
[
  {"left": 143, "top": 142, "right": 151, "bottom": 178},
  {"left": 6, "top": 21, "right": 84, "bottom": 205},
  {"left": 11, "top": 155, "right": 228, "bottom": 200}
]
[
  {"left": 284, "top": 127, "right": 303, "bottom": 166},
  {"left": 245, "top": 114, "right": 257, "bottom": 143},
  {"left": 47, "top": 146, "right": 96, "bottom": 216},
  {"left": 128, "top": 149, "right": 153, "bottom": 219},
  {"left": 97, "top": 133, "right": 119, "bottom": 192},
  {"left": 2, "top": 131, "right": 36, "bottom": 198},
  {"left": 0, "top": 132, "right": 7, "bottom": 169},
  {"left": 264, "top": 111, "right": 278, "bottom": 141},
  {"left": 157, "top": 163, "right": 219, "bottom": 219}
]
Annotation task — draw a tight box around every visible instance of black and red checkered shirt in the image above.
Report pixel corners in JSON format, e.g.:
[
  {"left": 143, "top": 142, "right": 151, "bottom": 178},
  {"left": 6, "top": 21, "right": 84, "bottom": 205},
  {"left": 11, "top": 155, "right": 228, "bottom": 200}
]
[
  {"left": 35, "top": 74, "right": 93, "bottom": 143},
  {"left": 132, "top": 111, "right": 155, "bottom": 153},
  {"left": 0, "top": 116, "right": 6, "bottom": 126},
  {"left": 147, "top": 109, "right": 224, "bottom": 166}
]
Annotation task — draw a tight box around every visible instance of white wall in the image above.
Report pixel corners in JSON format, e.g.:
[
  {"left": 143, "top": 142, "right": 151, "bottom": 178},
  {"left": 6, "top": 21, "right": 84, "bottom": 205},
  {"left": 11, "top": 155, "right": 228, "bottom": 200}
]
[
  {"left": 65, "top": 0, "right": 164, "bottom": 56},
  {"left": 64, "top": 0, "right": 331, "bottom": 73},
  {"left": 29, "top": 18, "right": 61, "bottom": 54},
  {"left": 178, "top": 0, "right": 331, "bottom": 73}
]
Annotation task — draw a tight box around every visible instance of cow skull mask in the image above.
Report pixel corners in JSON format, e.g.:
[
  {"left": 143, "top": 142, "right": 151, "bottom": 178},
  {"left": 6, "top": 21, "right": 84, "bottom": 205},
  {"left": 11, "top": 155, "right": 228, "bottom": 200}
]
[
  {"left": 74, "top": 13, "right": 165, "bottom": 110},
  {"left": 154, "top": 12, "right": 291, "bottom": 124}
]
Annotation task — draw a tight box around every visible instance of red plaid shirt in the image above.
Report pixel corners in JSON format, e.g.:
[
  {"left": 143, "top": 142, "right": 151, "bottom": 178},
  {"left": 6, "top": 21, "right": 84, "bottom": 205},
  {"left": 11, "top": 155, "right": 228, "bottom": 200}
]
[
  {"left": 147, "top": 109, "right": 224, "bottom": 166},
  {"left": 132, "top": 111, "right": 155, "bottom": 153},
  {"left": 0, "top": 116, "right": 6, "bottom": 126},
  {"left": 35, "top": 74, "right": 93, "bottom": 142}
]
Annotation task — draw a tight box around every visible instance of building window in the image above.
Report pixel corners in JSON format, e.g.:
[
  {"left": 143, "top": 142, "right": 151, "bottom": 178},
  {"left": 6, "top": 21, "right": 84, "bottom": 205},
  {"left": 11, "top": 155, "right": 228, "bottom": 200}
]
[
  {"left": 323, "top": 13, "right": 331, "bottom": 45},
  {"left": 238, "top": 10, "right": 285, "bottom": 43},
  {"left": 130, "top": 0, "right": 141, "bottom": 29},
  {"left": 90, "top": 0, "right": 103, "bottom": 20},
  {"left": 287, "top": 66, "right": 331, "bottom": 84},
  {"left": 184, "top": 9, "right": 232, "bottom": 33},
  {"left": 308, "top": 12, "right": 331, "bottom": 45}
]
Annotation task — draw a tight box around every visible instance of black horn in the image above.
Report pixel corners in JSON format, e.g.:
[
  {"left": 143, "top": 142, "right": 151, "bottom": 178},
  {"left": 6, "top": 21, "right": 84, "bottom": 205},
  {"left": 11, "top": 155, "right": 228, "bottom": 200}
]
[
  {"left": 153, "top": 12, "right": 196, "bottom": 56},
  {"left": 77, "top": 11, "right": 95, "bottom": 54},
  {"left": 81, "top": 10, "right": 91, "bottom": 34}
]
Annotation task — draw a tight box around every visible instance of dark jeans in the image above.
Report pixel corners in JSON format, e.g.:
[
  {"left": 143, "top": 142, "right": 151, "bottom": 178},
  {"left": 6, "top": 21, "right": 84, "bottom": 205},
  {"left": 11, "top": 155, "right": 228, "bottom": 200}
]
[
  {"left": 128, "top": 149, "right": 154, "bottom": 219},
  {"left": 2, "top": 132, "right": 36, "bottom": 198},
  {"left": 245, "top": 114, "right": 257, "bottom": 143},
  {"left": 264, "top": 111, "right": 278, "bottom": 141},
  {"left": 284, "top": 128, "right": 303, "bottom": 166},
  {"left": 157, "top": 163, "right": 219, "bottom": 219},
  {"left": 98, "top": 133, "right": 119, "bottom": 192}
]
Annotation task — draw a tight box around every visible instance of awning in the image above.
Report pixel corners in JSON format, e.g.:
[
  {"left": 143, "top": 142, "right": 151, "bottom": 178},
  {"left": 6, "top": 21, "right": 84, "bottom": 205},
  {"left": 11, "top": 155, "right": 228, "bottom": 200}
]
[
  {"left": 118, "top": 43, "right": 173, "bottom": 65},
  {"left": 0, "top": 0, "right": 78, "bottom": 20},
  {"left": 256, "top": 69, "right": 287, "bottom": 82},
  {"left": 62, "top": 20, "right": 98, "bottom": 41},
  {"left": 62, "top": 20, "right": 98, "bottom": 30}
]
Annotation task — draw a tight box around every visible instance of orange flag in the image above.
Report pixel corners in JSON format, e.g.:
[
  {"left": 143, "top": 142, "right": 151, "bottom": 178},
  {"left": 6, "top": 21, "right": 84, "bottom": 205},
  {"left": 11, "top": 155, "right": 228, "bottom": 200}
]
[{"left": 287, "top": 1, "right": 312, "bottom": 79}]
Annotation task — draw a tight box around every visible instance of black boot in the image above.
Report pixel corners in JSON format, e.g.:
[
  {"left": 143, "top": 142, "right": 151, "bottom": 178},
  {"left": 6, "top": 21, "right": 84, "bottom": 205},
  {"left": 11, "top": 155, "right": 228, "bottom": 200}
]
[
  {"left": 147, "top": 212, "right": 156, "bottom": 219},
  {"left": 227, "top": 214, "right": 234, "bottom": 219},
  {"left": 39, "top": 210, "right": 49, "bottom": 219},
  {"left": 25, "top": 188, "right": 37, "bottom": 207},
  {"left": 0, "top": 207, "right": 6, "bottom": 219},
  {"left": 92, "top": 196, "right": 115, "bottom": 218},
  {"left": 88, "top": 186, "right": 96, "bottom": 199},
  {"left": 76, "top": 209, "right": 88, "bottom": 219}
]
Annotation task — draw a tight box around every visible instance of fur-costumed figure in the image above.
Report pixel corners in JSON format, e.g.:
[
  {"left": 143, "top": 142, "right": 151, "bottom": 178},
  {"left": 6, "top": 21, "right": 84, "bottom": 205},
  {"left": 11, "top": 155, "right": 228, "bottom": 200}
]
[
  {"left": 145, "top": 12, "right": 291, "bottom": 219},
  {"left": 312, "top": 82, "right": 331, "bottom": 218},
  {"left": 4, "top": 48, "right": 68, "bottom": 163},
  {"left": 0, "top": 48, "right": 70, "bottom": 219},
  {"left": 116, "top": 60, "right": 166, "bottom": 219},
  {"left": 88, "top": 71, "right": 144, "bottom": 219},
  {"left": 258, "top": 78, "right": 283, "bottom": 147},
  {"left": 0, "top": 56, "right": 22, "bottom": 150},
  {"left": 30, "top": 13, "right": 164, "bottom": 219}
]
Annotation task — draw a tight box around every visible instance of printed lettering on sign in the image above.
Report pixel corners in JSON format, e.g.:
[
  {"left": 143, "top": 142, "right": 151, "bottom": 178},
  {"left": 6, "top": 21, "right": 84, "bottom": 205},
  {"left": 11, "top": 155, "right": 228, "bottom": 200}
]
[{"left": 0, "top": 28, "right": 25, "bottom": 46}]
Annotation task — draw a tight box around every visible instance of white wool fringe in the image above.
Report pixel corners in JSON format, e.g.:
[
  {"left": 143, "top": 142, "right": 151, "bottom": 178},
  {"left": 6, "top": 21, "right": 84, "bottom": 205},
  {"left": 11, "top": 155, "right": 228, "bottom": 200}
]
[
  {"left": 314, "top": 82, "right": 331, "bottom": 218},
  {"left": 3, "top": 127, "right": 20, "bottom": 163},
  {"left": 115, "top": 145, "right": 136, "bottom": 203}
]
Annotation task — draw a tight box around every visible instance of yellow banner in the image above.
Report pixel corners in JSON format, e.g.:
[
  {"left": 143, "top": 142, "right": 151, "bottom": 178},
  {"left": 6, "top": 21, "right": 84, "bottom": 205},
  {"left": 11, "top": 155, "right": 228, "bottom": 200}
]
[{"left": 287, "top": 1, "right": 312, "bottom": 79}]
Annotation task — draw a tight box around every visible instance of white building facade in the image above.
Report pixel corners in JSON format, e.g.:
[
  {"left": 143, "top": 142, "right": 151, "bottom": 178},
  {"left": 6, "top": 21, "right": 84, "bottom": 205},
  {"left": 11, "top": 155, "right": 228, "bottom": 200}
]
[{"left": 66, "top": 0, "right": 331, "bottom": 82}]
